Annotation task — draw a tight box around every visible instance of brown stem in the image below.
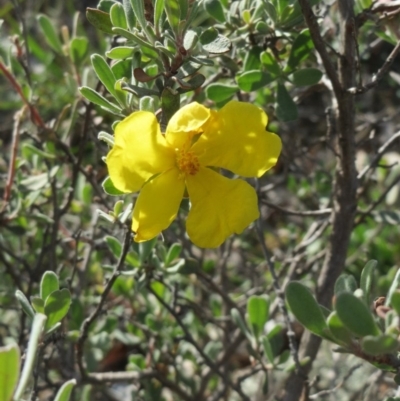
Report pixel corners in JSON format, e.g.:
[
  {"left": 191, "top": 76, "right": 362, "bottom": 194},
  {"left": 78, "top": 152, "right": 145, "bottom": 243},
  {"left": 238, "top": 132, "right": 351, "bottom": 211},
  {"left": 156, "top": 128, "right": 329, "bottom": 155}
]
[{"left": 284, "top": 1, "right": 358, "bottom": 400}]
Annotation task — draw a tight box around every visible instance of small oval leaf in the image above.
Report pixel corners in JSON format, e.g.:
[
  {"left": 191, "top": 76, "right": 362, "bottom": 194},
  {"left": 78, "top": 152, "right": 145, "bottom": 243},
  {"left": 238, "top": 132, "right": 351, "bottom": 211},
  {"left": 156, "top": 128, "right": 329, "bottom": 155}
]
[
  {"left": 285, "top": 281, "right": 328, "bottom": 336},
  {"left": 335, "top": 292, "right": 381, "bottom": 337}
]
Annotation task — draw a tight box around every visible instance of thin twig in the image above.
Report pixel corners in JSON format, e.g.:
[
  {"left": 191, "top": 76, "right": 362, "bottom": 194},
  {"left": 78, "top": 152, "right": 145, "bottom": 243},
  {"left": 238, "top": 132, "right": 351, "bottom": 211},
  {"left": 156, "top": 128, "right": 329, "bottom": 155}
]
[
  {"left": 1, "top": 109, "right": 25, "bottom": 214},
  {"left": 348, "top": 40, "right": 400, "bottom": 94},
  {"left": 356, "top": 174, "right": 400, "bottom": 225},
  {"left": 297, "top": 0, "right": 342, "bottom": 95},
  {"left": 148, "top": 284, "right": 252, "bottom": 401},
  {"left": 255, "top": 214, "right": 303, "bottom": 376},
  {"left": 357, "top": 130, "right": 400, "bottom": 180},
  {"left": 76, "top": 230, "right": 132, "bottom": 378},
  {"left": 262, "top": 200, "right": 332, "bottom": 217},
  {"left": 0, "top": 61, "right": 45, "bottom": 128}
]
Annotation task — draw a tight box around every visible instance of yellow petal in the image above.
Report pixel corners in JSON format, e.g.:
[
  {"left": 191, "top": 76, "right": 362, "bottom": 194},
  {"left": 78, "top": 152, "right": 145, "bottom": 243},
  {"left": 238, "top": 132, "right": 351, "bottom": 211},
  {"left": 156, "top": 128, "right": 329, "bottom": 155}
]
[
  {"left": 166, "top": 102, "right": 211, "bottom": 149},
  {"left": 132, "top": 168, "right": 185, "bottom": 242},
  {"left": 107, "top": 111, "right": 175, "bottom": 193},
  {"left": 192, "top": 101, "right": 282, "bottom": 177},
  {"left": 186, "top": 167, "right": 259, "bottom": 248}
]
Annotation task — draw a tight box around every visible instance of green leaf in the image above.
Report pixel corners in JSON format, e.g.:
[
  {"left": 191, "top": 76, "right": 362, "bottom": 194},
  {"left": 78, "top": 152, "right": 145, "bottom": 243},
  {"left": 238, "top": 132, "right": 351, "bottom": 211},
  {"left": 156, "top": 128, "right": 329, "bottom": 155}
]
[
  {"left": 199, "top": 27, "right": 218, "bottom": 45},
  {"left": 86, "top": 8, "right": 114, "bottom": 35},
  {"left": 37, "top": 14, "right": 63, "bottom": 54},
  {"left": 69, "top": 37, "right": 89, "bottom": 66},
  {"left": 15, "top": 290, "right": 35, "bottom": 320},
  {"left": 165, "top": 243, "right": 182, "bottom": 266},
  {"left": 0, "top": 343, "right": 19, "bottom": 401},
  {"left": 334, "top": 274, "right": 358, "bottom": 296},
  {"left": 202, "top": 34, "right": 231, "bottom": 54},
  {"left": 110, "top": 2, "right": 128, "bottom": 29},
  {"left": 386, "top": 269, "right": 400, "bottom": 307},
  {"left": 139, "top": 238, "right": 158, "bottom": 264},
  {"left": 373, "top": 210, "right": 400, "bottom": 225},
  {"left": 275, "top": 83, "right": 298, "bottom": 121},
  {"left": 176, "top": 74, "right": 206, "bottom": 94},
  {"left": 335, "top": 292, "right": 381, "bottom": 337},
  {"left": 111, "top": 28, "right": 157, "bottom": 57},
  {"left": 165, "top": 0, "right": 181, "bottom": 34},
  {"left": 14, "top": 314, "right": 47, "bottom": 401},
  {"left": 243, "top": 46, "right": 263, "bottom": 71},
  {"left": 106, "top": 46, "right": 134, "bottom": 60},
  {"left": 206, "top": 83, "right": 237, "bottom": 103},
  {"left": 102, "top": 176, "right": 125, "bottom": 196},
  {"left": 247, "top": 295, "right": 270, "bottom": 339},
  {"left": 154, "top": 0, "right": 165, "bottom": 33},
  {"left": 261, "top": 335, "right": 274, "bottom": 364},
  {"left": 264, "top": 1, "right": 277, "bottom": 23},
  {"left": 122, "top": 0, "right": 136, "bottom": 29},
  {"left": 44, "top": 289, "right": 71, "bottom": 331},
  {"left": 54, "top": 379, "right": 77, "bottom": 401},
  {"left": 105, "top": 235, "right": 122, "bottom": 258},
  {"left": 360, "top": 260, "right": 377, "bottom": 305},
  {"left": 291, "top": 68, "right": 322, "bottom": 86},
  {"left": 285, "top": 281, "right": 328, "bottom": 337},
  {"left": 31, "top": 296, "right": 45, "bottom": 314},
  {"left": 40, "top": 271, "right": 59, "bottom": 300},
  {"left": 390, "top": 291, "right": 400, "bottom": 316},
  {"left": 129, "top": 0, "right": 147, "bottom": 32},
  {"left": 79, "top": 86, "right": 122, "bottom": 114},
  {"left": 327, "top": 311, "right": 353, "bottom": 345},
  {"left": 91, "top": 54, "right": 126, "bottom": 106},
  {"left": 161, "top": 88, "right": 180, "bottom": 125},
  {"left": 231, "top": 308, "right": 251, "bottom": 341},
  {"left": 287, "top": 29, "right": 314, "bottom": 71},
  {"left": 260, "top": 50, "right": 281, "bottom": 77},
  {"left": 204, "top": 0, "right": 225, "bottom": 22},
  {"left": 237, "top": 71, "right": 275, "bottom": 92},
  {"left": 361, "top": 334, "right": 399, "bottom": 356}
]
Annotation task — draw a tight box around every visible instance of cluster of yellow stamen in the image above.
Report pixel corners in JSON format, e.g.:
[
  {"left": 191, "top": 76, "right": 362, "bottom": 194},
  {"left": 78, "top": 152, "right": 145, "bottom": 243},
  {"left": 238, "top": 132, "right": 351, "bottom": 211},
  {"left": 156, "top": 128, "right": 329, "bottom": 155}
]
[{"left": 176, "top": 149, "right": 200, "bottom": 175}]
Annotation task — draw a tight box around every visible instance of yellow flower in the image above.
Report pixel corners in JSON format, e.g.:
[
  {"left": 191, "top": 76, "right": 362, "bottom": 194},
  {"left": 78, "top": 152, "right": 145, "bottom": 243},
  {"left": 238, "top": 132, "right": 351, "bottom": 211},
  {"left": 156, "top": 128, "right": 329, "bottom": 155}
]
[{"left": 106, "top": 101, "right": 281, "bottom": 248}]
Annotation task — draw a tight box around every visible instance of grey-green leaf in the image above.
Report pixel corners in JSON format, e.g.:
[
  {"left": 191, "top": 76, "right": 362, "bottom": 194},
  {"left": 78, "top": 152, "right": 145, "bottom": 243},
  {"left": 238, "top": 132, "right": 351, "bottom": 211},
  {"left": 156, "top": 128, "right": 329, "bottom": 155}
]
[
  {"left": 37, "top": 14, "right": 63, "bottom": 54},
  {"left": 40, "top": 271, "right": 59, "bottom": 300},
  {"left": 54, "top": 379, "right": 77, "bottom": 401},
  {"left": 335, "top": 274, "right": 358, "bottom": 296},
  {"left": 102, "top": 176, "right": 125, "bottom": 196},
  {"left": 165, "top": 0, "right": 181, "bottom": 34},
  {"left": 231, "top": 308, "right": 251, "bottom": 341},
  {"left": 44, "top": 289, "right": 71, "bottom": 331},
  {"left": 291, "top": 68, "right": 322, "bottom": 86},
  {"left": 361, "top": 334, "right": 399, "bottom": 356},
  {"left": 206, "top": 83, "right": 237, "bottom": 103},
  {"left": 327, "top": 311, "right": 353, "bottom": 345},
  {"left": 335, "top": 292, "right": 381, "bottom": 337},
  {"left": 15, "top": 290, "right": 35, "bottom": 320},
  {"left": 247, "top": 295, "right": 270, "bottom": 339},
  {"left": 276, "top": 83, "right": 298, "bottom": 121},
  {"left": 91, "top": 54, "right": 121, "bottom": 103},
  {"left": 202, "top": 35, "right": 231, "bottom": 54},
  {"left": 360, "top": 260, "right": 377, "bottom": 305},
  {"left": 285, "top": 281, "right": 328, "bottom": 337},
  {"left": 86, "top": 8, "right": 114, "bottom": 35},
  {"left": 204, "top": 0, "right": 225, "bottom": 22},
  {"left": 105, "top": 235, "right": 122, "bottom": 258},
  {"left": 287, "top": 29, "right": 314, "bottom": 71},
  {"left": 110, "top": 2, "right": 128, "bottom": 29},
  {"left": 0, "top": 343, "right": 19, "bottom": 401},
  {"left": 237, "top": 71, "right": 275, "bottom": 92},
  {"left": 79, "top": 86, "right": 122, "bottom": 114},
  {"left": 386, "top": 269, "right": 400, "bottom": 307}
]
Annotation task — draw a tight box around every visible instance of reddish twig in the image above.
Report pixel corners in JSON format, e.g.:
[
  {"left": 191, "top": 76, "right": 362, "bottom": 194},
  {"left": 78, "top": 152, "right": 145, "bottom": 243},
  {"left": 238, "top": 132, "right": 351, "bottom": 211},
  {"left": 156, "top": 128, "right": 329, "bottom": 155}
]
[
  {"left": 1, "top": 108, "right": 25, "bottom": 215},
  {"left": 0, "top": 61, "right": 45, "bottom": 128}
]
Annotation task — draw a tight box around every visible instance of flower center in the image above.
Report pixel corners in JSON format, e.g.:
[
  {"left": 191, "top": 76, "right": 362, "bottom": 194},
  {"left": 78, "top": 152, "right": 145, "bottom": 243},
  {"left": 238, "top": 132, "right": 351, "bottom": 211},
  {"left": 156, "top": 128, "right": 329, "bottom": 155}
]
[{"left": 176, "top": 149, "right": 200, "bottom": 175}]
